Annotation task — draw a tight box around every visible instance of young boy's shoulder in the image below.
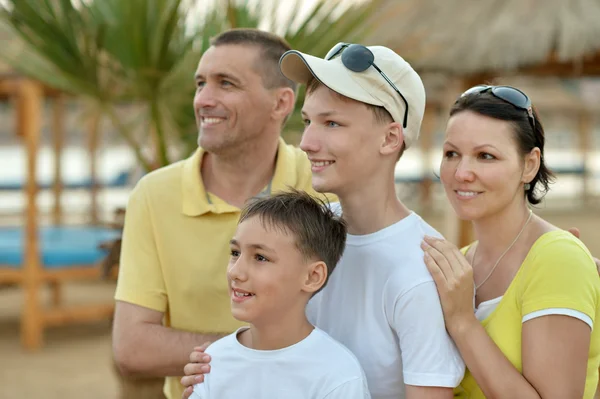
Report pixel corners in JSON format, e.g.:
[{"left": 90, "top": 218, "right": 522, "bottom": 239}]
[
  {"left": 204, "top": 330, "right": 238, "bottom": 356},
  {"left": 195, "top": 328, "right": 369, "bottom": 399}
]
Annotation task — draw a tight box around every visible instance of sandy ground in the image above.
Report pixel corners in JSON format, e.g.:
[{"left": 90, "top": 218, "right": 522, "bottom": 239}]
[{"left": 1, "top": 205, "right": 599, "bottom": 399}]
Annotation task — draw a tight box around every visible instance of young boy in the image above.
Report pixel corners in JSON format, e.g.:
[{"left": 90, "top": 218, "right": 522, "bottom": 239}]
[
  {"left": 182, "top": 44, "right": 464, "bottom": 399},
  {"left": 190, "top": 190, "right": 370, "bottom": 399}
]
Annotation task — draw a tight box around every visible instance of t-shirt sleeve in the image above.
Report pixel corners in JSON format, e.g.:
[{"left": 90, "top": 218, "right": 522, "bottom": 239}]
[
  {"left": 393, "top": 280, "right": 465, "bottom": 387},
  {"left": 190, "top": 382, "right": 207, "bottom": 399},
  {"left": 323, "top": 377, "right": 371, "bottom": 399},
  {"left": 520, "top": 234, "right": 599, "bottom": 324},
  {"left": 114, "top": 179, "right": 168, "bottom": 312}
]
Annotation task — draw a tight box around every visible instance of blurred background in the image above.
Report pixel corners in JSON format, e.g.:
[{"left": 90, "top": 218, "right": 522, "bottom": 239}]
[{"left": 0, "top": 0, "right": 598, "bottom": 397}]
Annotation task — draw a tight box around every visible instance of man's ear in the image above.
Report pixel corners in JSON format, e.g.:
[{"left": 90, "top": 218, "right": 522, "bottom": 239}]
[
  {"left": 522, "top": 147, "right": 541, "bottom": 185},
  {"left": 272, "top": 87, "right": 296, "bottom": 123},
  {"left": 302, "top": 260, "right": 327, "bottom": 295},
  {"left": 380, "top": 122, "right": 404, "bottom": 156}
]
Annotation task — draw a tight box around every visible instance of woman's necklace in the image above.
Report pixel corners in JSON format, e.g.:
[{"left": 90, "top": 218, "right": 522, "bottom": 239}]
[{"left": 473, "top": 209, "right": 533, "bottom": 291}]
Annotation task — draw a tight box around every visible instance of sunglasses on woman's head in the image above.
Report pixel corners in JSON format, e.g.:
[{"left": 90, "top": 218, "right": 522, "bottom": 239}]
[
  {"left": 461, "top": 85, "right": 535, "bottom": 129},
  {"left": 325, "top": 43, "right": 409, "bottom": 128}
]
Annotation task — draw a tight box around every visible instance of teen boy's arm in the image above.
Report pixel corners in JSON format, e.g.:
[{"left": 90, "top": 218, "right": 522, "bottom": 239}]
[
  {"left": 391, "top": 276, "right": 465, "bottom": 399},
  {"left": 112, "top": 181, "right": 223, "bottom": 377}
]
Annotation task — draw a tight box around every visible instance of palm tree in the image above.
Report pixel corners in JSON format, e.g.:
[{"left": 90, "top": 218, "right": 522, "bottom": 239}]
[{"left": 0, "top": 0, "right": 383, "bottom": 170}]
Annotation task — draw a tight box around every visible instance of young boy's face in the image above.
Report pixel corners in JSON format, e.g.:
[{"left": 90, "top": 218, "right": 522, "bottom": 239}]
[
  {"left": 227, "top": 215, "right": 314, "bottom": 324},
  {"left": 300, "top": 84, "right": 390, "bottom": 196}
]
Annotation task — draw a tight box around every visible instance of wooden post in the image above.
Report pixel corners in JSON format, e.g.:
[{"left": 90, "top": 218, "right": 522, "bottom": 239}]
[
  {"left": 52, "top": 95, "right": 64, "bottom": 224},
  {"left": 20, "top": 79, "right": 44, "bottom": 351},
  {"left": 577, "top": 110, "right": 592, "bottom": 206},
  {"left": 419, "top": 103, "right": 437, "bottom": 210},
  {"left": 49, "top": 280, "right": 62, "bottom": 308},
  {"left": 88, "top": 113, "right": 100, "bottom": 224}
]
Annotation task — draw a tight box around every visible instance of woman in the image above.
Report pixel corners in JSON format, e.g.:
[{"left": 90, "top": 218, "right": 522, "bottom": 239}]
[{"left": 422, "top": 85, "right": 600, "bottom": 398}]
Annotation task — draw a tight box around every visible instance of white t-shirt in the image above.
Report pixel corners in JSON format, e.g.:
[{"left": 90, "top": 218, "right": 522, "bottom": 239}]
[
  {"left": 307, "top": 206, "right": 465, "bottom": 399},
  {"left": 191, "top": 327, "right": 370, "bottom": 399}
]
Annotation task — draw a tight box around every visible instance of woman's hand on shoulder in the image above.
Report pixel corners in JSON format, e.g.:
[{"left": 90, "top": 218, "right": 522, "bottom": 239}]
[{"left": 421, "top": 235, "right": 476, "bottom": 336}]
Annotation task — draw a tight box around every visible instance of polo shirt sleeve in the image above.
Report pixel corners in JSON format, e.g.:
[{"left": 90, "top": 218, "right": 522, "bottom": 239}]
[
  {"left": 114, "top": 179, "right": 168, "bottom": 312},
  {"left": 520, "top": 234, "right": 599, "bottom": 324},
  {"left": 392, "top": 280, "right": 465, "bottom": 387}
]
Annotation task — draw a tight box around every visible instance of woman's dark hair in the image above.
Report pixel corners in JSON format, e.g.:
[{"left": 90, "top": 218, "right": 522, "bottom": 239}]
[{"left": 450, "top": 91, "right": 554, "bottom": 205}]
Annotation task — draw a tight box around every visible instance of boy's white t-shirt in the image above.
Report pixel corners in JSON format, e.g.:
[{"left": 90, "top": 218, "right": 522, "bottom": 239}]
[
  {"left": 307, "top": 205, "right": 465, "bottom": 399},
  {"left": 191, "top": 327, "right": 370, "bottom": 399}
]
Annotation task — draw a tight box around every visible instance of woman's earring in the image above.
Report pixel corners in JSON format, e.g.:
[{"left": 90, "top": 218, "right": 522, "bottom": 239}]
[{"left": 524, "top": 183, "right": 531, "bottom": 190}]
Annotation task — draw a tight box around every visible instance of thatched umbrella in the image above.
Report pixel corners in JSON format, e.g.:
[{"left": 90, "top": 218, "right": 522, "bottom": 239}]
[{"left": 367, "top": 0, "right": 600, "bottom": 77}]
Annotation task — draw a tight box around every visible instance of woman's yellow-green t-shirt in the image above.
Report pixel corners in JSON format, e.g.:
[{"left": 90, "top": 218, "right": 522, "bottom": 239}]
[{"left": 455, "top": 230, "right": 600, "bottom": 398}]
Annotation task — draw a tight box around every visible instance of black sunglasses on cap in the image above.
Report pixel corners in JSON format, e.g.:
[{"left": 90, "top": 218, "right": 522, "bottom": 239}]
[
  {"left": 325, "top": 42, "right": 409, "bottom": 128},
  {"left": 461, "top": 85, "right": 535, "bottom": 129}
]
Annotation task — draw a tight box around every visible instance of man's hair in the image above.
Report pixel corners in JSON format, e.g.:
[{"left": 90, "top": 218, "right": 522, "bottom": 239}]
[
  {"left": 211, "top": 28, "right": 297, "bottom": 93},
  {"left": 239, "top": 189, "right": 347, "bottom": 295},
  {"left": 307, "top": 77, "right": 405, "bottom": 159}
]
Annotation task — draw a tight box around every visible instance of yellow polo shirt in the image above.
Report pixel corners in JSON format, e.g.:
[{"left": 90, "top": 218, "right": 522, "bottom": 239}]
[
  {"left": 115, "top": 138, "right": 326, "bottom": 399},
  {"left": 455, "top": 231, "right": 600, "bottom": 398}
]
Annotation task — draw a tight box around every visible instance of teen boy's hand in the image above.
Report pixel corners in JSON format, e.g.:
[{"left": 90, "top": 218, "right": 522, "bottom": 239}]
[
  {"left": 567, "top": 227, "right": 600, "bottom": 274},
  {"left": 180, "top": 342, "right": 212, "bottom": 399}
]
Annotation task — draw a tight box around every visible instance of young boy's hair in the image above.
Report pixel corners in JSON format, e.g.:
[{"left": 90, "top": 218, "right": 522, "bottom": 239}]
[{"left": 239, "top": 190, "right": 347, "bottom": 295}]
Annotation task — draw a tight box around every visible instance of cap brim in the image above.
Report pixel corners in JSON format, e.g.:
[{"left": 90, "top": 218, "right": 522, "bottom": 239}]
[{"left": 279, "top": 50, "right": 384, "bottom": 107}]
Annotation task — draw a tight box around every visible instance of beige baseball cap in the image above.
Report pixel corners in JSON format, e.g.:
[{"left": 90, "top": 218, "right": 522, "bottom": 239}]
[{"left": 279, "top": 44, "right": 426, "bottom": 149}]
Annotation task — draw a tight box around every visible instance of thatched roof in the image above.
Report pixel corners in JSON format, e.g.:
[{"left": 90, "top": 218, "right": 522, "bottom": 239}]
[
  {"left": 420, "top": 74, "right": 600, "bottom": 113},
  {"left": 367, "top": 0, "right": 600, "bottom": 76}
]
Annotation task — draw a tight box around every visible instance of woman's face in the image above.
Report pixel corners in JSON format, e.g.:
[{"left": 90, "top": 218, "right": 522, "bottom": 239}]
[{"left": 440, "top": 110, "right": 538, "bottom": 221}]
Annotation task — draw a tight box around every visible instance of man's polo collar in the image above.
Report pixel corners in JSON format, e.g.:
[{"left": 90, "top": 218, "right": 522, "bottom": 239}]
[{"left": 181, "top": 138, "right": 299, "bottom": 216}]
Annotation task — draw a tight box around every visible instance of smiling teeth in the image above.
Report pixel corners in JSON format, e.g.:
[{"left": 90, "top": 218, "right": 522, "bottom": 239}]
[
  {"left": 234, "top": 291, "right": 253, "bottom": 297},
  {"left": 312, "top": 161, "right": 334, "bottom": 167},
  {"left": 457, "top": 191, "right": 478, "bottom": 197},
  {"left": 202, "top": 117, "right": 224, "bottom": 125}
]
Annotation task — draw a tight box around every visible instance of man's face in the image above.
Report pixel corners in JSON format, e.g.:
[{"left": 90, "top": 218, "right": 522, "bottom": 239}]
[
  {"left": 227, "top": 216, "right": 311, "bottom": 325},
  {"left": 300, "top": 85, "right": 388, "bottom": 197},
  {"left": 193, "top": 45, "right": 276, "bottom": 153}
]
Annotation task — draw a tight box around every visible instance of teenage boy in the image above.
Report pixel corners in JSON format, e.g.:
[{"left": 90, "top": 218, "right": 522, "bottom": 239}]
[
  {"left": 182, "top": 44, "right": 465, "bottom": 399},
  {"left": 190, "top": 190, "right": 369, "bottom": 399}
]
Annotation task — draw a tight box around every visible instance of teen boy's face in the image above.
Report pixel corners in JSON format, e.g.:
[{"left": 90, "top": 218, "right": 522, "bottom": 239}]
[
  {"left": 300, "top": 85, "right": 388, "bottom": 197},
  {"left": 227, "top": 216, "right": 311, "bottom": 325}
]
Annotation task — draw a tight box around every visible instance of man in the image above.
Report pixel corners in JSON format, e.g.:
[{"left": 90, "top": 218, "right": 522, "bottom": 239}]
[{"left": 112, "top": 28, "right": 324, "bottom": 399}]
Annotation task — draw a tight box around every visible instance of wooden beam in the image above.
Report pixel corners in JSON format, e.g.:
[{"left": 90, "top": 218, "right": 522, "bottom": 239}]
[
  {"left": 418, "top": 103, "right": 438, "bottom": 209},
  {"left": 0, "top": 269, "right": 23, "bottom": 283},
  {"left": 20, "top": 78, "right": 44, "bottom": 351},
  {"left": 453, "top": 51, "right": 600, "bottom": 83},
  {"left": 88, "top": 113, "right": 100, "bottom": 224},
  {"left": 577, "top": 110, "right": 592, "bottom": 206},
  {"left": 43, "top": 303, "right": 114, "bottom": 327},
  {"left": 52, "top": 95, "right": 65, "bottom": 224},
  {"left": 43, "top": 266, "right": 103, "bottom": 281},
  {"left": 518, "top": 51, "right": 600, "bottom": 78}
]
